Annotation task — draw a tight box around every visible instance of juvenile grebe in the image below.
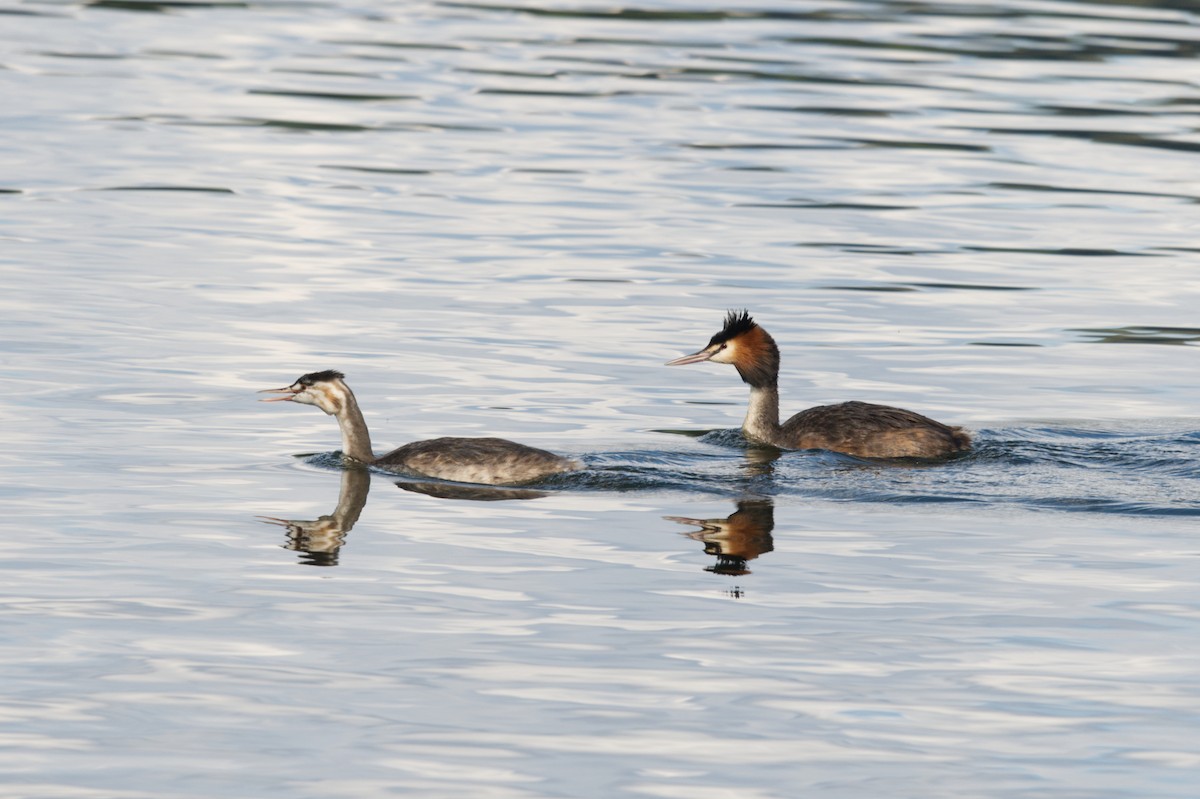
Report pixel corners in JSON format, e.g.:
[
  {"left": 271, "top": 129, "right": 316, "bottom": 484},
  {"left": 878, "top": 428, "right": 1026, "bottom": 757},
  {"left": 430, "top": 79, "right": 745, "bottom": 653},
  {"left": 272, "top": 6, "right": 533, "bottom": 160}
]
[
  {"left": 260, "top": 370, "right": 582, "bottom": 485},
  {"left": 666, "top": 311, "right": 971, "bottom": 459}
]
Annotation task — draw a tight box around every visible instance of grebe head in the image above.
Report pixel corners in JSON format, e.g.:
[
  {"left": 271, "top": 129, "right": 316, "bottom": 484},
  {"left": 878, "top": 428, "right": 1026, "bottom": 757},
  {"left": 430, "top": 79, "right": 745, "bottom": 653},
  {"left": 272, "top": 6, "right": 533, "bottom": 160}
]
[
  {"left": 259, "top": 370, "right": 350, "bottom": 416},
  {"left": 665, "top": 310, "right": 779, "bottom": 386}
]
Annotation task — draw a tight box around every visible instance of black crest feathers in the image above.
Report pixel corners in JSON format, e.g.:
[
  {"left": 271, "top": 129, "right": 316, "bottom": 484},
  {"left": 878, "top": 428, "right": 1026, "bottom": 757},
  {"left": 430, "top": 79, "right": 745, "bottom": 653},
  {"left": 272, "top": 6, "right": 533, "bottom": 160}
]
[
  {"left": 709, "top": 309, "right": 757, "bottom": 346},
  {"left": 297, "top": 369, "right": 345, "bottom": 386}
]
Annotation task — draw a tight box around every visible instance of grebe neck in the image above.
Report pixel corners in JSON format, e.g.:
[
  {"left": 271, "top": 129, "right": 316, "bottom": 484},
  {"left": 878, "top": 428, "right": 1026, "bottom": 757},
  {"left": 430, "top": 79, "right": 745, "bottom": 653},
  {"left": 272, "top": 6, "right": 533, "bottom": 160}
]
[
  {"left": 733, "top": 328, "right": 783, "bottom": 446},
  {"left": 332, "top": 387, "right": 376, "bottom": 463},
  {"left": 743, "top": 384, "right": 783, "bottom": 446}
]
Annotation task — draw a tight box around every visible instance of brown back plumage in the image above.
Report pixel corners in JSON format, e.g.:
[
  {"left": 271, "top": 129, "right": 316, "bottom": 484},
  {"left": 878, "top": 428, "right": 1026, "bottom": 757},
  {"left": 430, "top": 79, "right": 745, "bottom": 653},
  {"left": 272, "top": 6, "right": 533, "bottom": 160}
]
[
  {"left": 782, "top": 401, "right": 970, "bottom": 459},
  {"left": 377, "top": 437, "right": 582, "bottom": 485}
]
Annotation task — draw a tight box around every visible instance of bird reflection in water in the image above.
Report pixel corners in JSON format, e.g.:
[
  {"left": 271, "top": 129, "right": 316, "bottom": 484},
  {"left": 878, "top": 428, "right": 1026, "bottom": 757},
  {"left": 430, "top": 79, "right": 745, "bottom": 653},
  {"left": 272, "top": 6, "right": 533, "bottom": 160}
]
[
  {"left": 258, "top": 469, "right": 549, "bottom": 565},
  {"left": 258, "top": 468, "right": 371, "bottom": 566},
  {"left": 395, "top": 480, "right": 549, "bottom": 501},
  {"left": 666, "top": 498, "right": 775, "bottom": 578}
]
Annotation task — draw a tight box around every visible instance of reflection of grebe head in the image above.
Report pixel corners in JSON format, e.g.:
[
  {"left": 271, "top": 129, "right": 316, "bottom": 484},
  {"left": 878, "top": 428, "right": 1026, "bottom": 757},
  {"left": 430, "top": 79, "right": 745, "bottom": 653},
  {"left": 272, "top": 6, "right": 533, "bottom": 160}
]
[
  {"left": 666, "top": 499, "right": 776, "bottom": 577},
  {"left": 665, "top": 310, "right": 780, "bottom": 388},
  {"left": 258, "top": 369, "right": 352, "bottom": 416}
]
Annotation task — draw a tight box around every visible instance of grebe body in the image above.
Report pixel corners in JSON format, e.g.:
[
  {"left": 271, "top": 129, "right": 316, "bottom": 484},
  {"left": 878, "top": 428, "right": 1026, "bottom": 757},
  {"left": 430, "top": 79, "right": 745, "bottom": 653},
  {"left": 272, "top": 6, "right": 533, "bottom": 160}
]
[
  {"left": 377, "top": 436, "right": 579, "bottom": 486},
  {"left": 261, "top": 370, "right": 581, "bottom": 485},
  {"left": 666, "top": 311, "right": 970, "bottom": 459}
]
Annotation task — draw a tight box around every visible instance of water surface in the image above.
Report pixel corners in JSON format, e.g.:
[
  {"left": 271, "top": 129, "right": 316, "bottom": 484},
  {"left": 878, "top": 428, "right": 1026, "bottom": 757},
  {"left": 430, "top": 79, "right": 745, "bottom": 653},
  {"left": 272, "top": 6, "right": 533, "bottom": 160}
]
[{"left": 2, "top": 0, "right": 1199, "bottom": 796}]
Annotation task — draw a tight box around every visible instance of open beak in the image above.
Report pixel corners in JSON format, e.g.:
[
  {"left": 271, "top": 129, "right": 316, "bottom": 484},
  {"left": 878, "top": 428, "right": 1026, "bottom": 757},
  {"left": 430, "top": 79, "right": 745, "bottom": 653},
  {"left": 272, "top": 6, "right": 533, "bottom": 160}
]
[
  {"left": 258, "top": 385, "right": 299, "bottom": 402},
  {"left": 665, "top": 348, "right": 714, "bottom": 366}
]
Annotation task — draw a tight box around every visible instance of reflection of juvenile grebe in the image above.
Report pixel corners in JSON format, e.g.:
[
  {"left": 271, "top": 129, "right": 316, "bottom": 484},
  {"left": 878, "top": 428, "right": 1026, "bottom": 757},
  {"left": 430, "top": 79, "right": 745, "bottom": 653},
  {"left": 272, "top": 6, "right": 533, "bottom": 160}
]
[
  {"left": 667, "top": 499, "right": 775, "bottom": 576},
  {"left": 260, "top": 370, "right": 581, "bottom": 485},
  {"left": 667, "top": 311, "right": 971, "bottom": 459},
  {"left": 258, "top": 468, "right": 370, "bottom": 566},
  {"left": 396, "top": 481, "right": 549, "bottom": 501}
]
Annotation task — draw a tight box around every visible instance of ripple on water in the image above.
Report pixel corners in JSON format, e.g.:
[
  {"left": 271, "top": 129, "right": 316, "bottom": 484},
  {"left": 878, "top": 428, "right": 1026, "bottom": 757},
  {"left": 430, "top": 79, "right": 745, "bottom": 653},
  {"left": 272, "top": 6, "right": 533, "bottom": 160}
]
[
  {"left": 5, "top": 0, "right": 1200, "bottom": 796},
  {"left": 290, "top": 419, "right": 1200, "bottom": 517}
]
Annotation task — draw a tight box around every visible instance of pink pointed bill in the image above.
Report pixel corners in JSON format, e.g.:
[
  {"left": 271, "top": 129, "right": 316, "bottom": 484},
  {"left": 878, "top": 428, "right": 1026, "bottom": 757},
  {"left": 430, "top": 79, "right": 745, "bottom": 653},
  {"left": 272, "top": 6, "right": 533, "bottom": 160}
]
[
  {"left": 258, "top": 386, "right": 298, "bottom": 402},
  {"left": 665, "top": 349, "right": 714, "bottom": 366}
]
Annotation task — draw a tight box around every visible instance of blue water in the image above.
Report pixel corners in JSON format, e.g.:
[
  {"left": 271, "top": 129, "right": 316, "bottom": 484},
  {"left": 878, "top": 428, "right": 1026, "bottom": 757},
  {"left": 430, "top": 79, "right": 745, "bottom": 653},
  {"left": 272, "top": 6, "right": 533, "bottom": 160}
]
[{"left": 2, "top": 0, "right": 1199, "bottom": 796}]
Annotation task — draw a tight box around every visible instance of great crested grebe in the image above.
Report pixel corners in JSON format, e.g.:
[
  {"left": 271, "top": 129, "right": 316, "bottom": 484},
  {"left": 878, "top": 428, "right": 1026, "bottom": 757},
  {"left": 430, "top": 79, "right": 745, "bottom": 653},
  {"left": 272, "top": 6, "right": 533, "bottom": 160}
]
[
  {"left": 260, "top": 370, "right": 582, "bottom": 485},
  {"left": 666, "top": 311, "right": 971, "bottom": 459}
]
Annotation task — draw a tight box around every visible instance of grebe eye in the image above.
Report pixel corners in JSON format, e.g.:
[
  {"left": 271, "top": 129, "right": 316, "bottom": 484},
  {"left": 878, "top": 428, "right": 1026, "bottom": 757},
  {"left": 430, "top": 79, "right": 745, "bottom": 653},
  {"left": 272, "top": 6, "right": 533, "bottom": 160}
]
[{"left": 718, "top": 343, "right": 727, "bottom": 350}]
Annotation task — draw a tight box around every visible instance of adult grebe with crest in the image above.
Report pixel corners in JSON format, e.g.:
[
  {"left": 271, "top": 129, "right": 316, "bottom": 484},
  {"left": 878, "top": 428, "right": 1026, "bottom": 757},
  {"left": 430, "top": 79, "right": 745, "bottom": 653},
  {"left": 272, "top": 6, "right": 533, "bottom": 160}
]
[{"left": 666, "top": 311, "right": 970, "bottom": 459}]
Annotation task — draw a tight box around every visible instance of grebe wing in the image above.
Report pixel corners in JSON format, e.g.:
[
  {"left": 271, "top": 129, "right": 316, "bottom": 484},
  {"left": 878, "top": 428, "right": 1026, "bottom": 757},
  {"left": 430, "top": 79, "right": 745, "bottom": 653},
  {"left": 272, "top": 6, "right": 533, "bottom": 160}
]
[
  {"left": 376, "top": 437, "right": 581, "bottom": 485},
  {"left": 781, "top": 401, "right": 970, "bottom": 458}
]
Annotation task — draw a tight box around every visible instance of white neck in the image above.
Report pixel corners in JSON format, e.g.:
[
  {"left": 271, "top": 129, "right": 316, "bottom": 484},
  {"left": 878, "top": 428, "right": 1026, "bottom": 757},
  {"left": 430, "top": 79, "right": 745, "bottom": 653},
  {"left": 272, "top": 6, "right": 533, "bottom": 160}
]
[
  {"left": 742, "top": 385, "right": 782, "bottom": 446},
  {"left": 332, "top": 387, "right": 376, "bottom": 463}
]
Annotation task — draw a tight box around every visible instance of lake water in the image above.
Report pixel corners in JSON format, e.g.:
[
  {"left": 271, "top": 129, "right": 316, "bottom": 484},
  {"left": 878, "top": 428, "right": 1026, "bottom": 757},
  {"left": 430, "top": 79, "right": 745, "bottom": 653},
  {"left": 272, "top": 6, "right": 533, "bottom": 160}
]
[{"left": 2, "top": 0, "right": 1199, "bottom": 795}]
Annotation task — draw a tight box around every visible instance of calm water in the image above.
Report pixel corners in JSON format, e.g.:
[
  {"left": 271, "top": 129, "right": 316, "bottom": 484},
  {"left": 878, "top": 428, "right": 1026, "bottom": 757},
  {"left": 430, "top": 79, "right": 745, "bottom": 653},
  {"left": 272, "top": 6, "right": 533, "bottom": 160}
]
[{"left": 2, "top": 0, "right": 1199, "bottom": 796}]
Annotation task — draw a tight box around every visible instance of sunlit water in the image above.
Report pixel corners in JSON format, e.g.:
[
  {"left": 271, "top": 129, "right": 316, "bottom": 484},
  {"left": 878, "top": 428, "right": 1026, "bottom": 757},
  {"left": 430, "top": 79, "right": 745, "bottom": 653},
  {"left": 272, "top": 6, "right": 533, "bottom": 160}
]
[{"left": 2, "top": 0, "right": 1199, "bottom": 796}]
